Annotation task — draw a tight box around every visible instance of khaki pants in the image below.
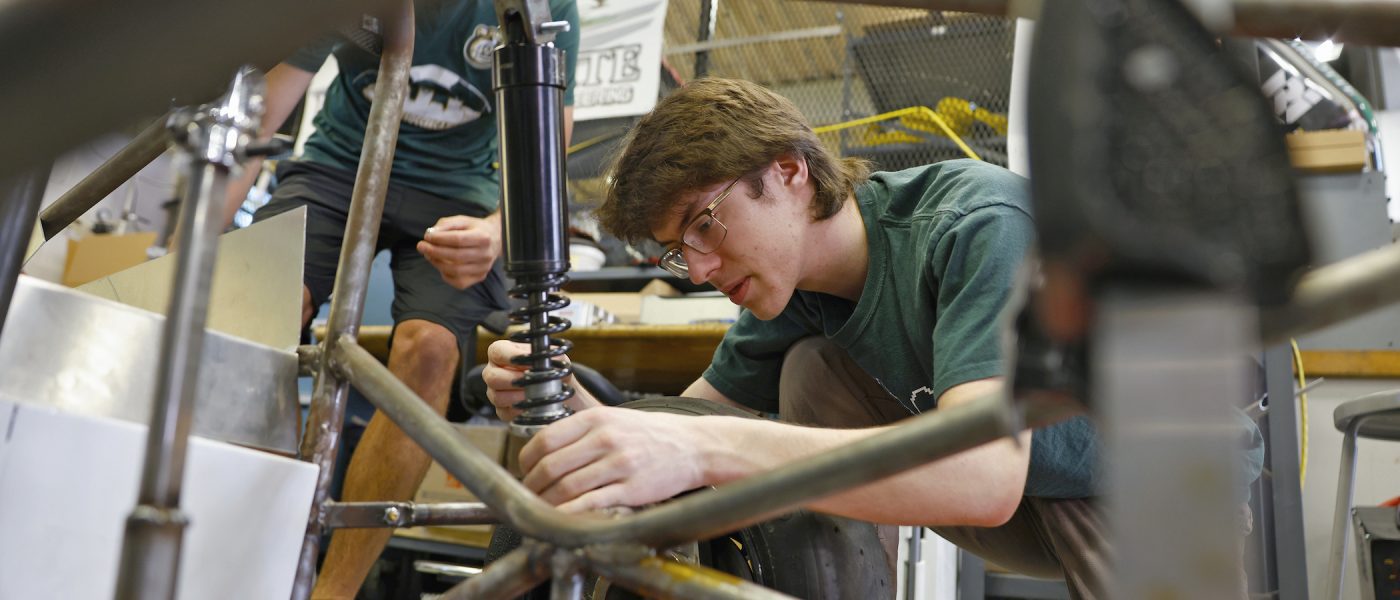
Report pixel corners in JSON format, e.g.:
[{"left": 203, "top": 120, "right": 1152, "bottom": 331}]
[{"left": 778, "top": 337, "right": 1110, "bottom": 598}]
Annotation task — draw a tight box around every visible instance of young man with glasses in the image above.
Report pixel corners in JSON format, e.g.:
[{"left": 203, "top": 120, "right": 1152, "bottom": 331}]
[{"left": 483, "top": 77, "right": 1262, "bottom": 598}]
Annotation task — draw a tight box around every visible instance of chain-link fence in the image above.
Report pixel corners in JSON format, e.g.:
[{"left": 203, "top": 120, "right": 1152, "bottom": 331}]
[
  {"left": 662, "top": 0, "right": 1016, "bottom": 171},
  {"left": 573, "top": 1, "right": 1019, "bottom": 266}
]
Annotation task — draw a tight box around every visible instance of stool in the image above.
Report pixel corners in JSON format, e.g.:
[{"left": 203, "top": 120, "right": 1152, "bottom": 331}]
[{"left": 1326, "top": 390, "right": 1400, "bottom": 600}]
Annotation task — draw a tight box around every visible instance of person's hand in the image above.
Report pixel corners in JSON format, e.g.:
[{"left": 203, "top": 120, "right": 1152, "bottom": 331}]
[
  {"left": 519, "top": 407, "right": 713, "bottom": 512},
  {"left": 483, "top": 340, "right": 600, "bottom": 421},
  {"left": 417, "top": 214, "right": 502, "bottom": 289}
]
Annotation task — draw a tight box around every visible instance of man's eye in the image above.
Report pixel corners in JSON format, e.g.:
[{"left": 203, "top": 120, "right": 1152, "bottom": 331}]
[{"left": 695, "top": 218, "right": 713, "bottom": 234}]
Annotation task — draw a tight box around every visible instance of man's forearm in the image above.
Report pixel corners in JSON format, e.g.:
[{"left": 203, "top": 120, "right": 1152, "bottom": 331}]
[{"left": 696, "top": 415, "right": 1031, "bottom": 527}]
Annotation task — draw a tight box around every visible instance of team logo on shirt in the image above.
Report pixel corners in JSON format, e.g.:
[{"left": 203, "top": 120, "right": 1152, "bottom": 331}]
[
  {"left": 875, "top": 377, "right": 932, "bottom": 414},
  {"left": 908, "top": 386, "right": 936, "bottom": 412},
  {"left": 356, "top": 65, "right": 492, "bottom": 130},
  {"left": 463, "top": 24, "right": 499, "bottom": 70}
]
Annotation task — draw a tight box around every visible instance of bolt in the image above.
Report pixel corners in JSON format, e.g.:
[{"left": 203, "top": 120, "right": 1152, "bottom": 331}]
[
  {"left": 539, "top": 20, "right": 571, "bottom": 34},
  {"left": 383, "top": 506, "right": 402, "bottom": 525}
]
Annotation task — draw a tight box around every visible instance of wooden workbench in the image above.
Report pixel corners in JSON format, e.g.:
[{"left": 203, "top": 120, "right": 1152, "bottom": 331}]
[
  {"left": 348, "top": 323, "right": 729, "bottom": 395},
  {"left": 1297, "top": 350, "right": 1400, "bottom": 378}
]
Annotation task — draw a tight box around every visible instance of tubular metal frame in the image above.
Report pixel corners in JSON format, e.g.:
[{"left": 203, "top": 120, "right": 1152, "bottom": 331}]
[
  {"left": 1326, "top": 419, "right": 1362, "bottom": 600},
  {"left": 6, "top": 1, "right": 1400, "bottom": 599},
  {"left": 114, "top": 66, "right": 269, "bottom": 599},
  {"left": 288, "top": 1, "right": 416, "bottom": 597},
  {"left": 794, "top": 0, "right": 1400, "bottom": 47},
  {"left": 37, "top": 112, "right": 172, "bottom": 240}
]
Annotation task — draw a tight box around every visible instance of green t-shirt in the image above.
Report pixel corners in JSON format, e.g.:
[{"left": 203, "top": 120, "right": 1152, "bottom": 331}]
[
  {"left": 704, "top": 160, "right": 1262, "bottom": 499},
  {"left": 288, "top": 0, "right": 580, "bottom": 211}
]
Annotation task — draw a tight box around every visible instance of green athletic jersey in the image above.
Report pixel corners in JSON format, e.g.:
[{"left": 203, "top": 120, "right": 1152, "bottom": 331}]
[
  {"left": 288, "top": 0, "right": 579, "bottom": 211},
  {"left": 703, "top": 160, "right": 1265, "bottom": 499}
]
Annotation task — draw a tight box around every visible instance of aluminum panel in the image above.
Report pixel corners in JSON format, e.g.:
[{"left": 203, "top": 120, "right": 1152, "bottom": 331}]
[
  {"left": 79, "top": 207, "right": 305, "bottom": 350},
  {"left": 0, "top": 275, "right": 299, "bottom": 454}
]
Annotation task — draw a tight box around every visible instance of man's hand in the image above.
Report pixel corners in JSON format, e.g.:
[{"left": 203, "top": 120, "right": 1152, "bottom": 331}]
[
  {"left": 417, "top": 214, "right": 502, "bottom": 289},
  {"left": 483, "top": 340, "right": 601, "bottom": 421},
  {"left": 519, "top": 407, "right": 715, "bottom": 513}
]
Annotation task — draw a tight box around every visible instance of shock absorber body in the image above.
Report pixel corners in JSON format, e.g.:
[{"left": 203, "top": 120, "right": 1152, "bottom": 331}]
[{"left": 493, "top": 5, "right": 574, "bottom": 437}]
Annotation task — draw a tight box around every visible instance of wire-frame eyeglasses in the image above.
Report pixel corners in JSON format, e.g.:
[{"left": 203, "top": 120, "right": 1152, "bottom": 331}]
[{"left": 657, "top": 177, "right": 741, "bottom": 278}]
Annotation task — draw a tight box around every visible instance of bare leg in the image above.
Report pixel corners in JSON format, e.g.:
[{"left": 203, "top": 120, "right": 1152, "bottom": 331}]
[
  {"left": 301, "top": 287, "right": 314, "bottom": 328},
  {"left": 310, "top": 318, "right": 461, "bottom": 599}
]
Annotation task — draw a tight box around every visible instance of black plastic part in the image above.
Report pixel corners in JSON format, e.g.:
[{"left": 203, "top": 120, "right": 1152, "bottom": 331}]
[
  {"left": 1010, "top": 292, "right": 1088, "bottom": 402},
  {"left": 0, "top": 168, "right": 49, "bottom": 342},
  {"left": 493, "top": 32, "right": 574, "bottom": 426},
  {"left": 494, "top": 42, "right": 570, "bottom": 277},
  {"left": 1026, "top": 0, "right": 1312, "bottom": 306}
]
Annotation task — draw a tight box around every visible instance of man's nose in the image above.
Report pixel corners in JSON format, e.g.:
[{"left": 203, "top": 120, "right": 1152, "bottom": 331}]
[{"left": 685, "top": 247, "right": 720, "bottom": 285}]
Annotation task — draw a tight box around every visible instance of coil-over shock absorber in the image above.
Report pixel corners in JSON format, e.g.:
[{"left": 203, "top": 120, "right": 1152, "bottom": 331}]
[{"left": 493, "top": 2, "right": 575, "bottom": 437}]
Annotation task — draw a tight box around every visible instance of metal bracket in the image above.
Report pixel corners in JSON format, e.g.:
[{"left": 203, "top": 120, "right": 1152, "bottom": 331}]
[
  {"left": 167, "top": 66, "right": 266, "bottom": 168},
  {"left": 494, "top": 0, "right": 569, "bottom": 46}
]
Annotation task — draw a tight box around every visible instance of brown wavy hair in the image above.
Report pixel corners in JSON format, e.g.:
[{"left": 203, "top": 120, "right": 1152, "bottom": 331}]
[{"left": 598, "top": 78, "right": 870, "bottom": 244}]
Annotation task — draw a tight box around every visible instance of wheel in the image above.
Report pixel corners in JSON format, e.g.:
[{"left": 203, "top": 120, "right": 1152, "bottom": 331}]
[{"left": 486, "top": 397, "right": 893, "bottom": 599}]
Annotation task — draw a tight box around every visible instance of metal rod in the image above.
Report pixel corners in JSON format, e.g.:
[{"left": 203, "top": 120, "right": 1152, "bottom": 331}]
[
  {"left": 0, "top": 167, "right": 50, "bottom": 342},
  {"left": 695, "top": 0, "right": 718, "bottom": 77},
  {"left": 334, "top": 337, "right": 1050, "bottom": 549},
  {"left": 439, "top": 544, "right": 553, "bottom": 600},
  {"left": 614, "top": 390, "right": 1036, "bottom": 550},
  {"left": 414, "top": 561, "right": 482, "bottom": 579},
  {"left": 1261, "top": 242, "right": 1400, "bottom": 344},
  {"left": 808, "top": 0, "right": 1400, "bottom": 46},
  {"left": 114, "top": 158, "right": 231, "bottom": 599},
  {"left": 1261, "top": 345, "right": 1311, "bottom": 600},
  {"left": 905, "top": 526, "right": 923, "bottom": 600},
  {"left": 666, "top": 25, "right": 841, "bottom": 56},
  {"left": 288, "top": 2, "right": 414, "bottom": 598},
  {"left": 136, "top": 163, "right": 228, "bottom": 504},
  {"left": 1232, "top": 0, "right": 1400, "bottom": 47},
  {"left": 322, "top": 501, "right": 497, "bottom": 529},
  {"left": 588, "top": 556, "right": 795, "bottom": 600},
  {"left": 1325, "top": 419, "right": 1362, "bottom": 600},
  {"left": 38, "top": 113, "right": 170, "bottom": 240},
  {"left": 802, "top": 0, "right": 1013, "bottom": 16}
]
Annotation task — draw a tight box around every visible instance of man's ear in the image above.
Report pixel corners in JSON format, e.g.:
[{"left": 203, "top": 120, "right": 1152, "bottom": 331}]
[{"left": 773, "top": 150, "right": 809, "bottom": 190}]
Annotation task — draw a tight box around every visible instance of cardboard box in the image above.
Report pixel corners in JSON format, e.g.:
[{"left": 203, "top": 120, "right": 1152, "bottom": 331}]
[
  {"left": 1286, "top": 129, "right": 1368, "bottom": 173},
  {"left": 394, "top": 423, "right": 510, "bottom": 549},
  {"left": 62, "top": 232, "right": 157, "bottom": 287}
]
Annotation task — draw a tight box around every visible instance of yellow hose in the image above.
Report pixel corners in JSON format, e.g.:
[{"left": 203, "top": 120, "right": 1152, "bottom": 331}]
[{"left": 813, "top": 106, "right": 982, "bottom": 161}]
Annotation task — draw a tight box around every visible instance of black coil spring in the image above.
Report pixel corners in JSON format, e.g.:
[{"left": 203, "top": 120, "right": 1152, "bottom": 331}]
[{"left": 508, "top": 272, "right": 574, "bottom": 411}]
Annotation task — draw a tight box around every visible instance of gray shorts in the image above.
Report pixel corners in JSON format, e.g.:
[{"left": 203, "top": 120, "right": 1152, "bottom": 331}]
[{"left": 252, "top": 159, "right": 509, "bottom": 346}]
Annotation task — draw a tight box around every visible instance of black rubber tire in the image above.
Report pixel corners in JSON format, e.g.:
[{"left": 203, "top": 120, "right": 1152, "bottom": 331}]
[{"left": 486, "top": 397, "right": 893, "bottom": 599}]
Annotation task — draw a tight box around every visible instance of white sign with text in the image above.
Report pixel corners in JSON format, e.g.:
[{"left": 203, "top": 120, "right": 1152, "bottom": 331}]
[{"left": 574, "top": 0, "right": 670, "bottom": 121}]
